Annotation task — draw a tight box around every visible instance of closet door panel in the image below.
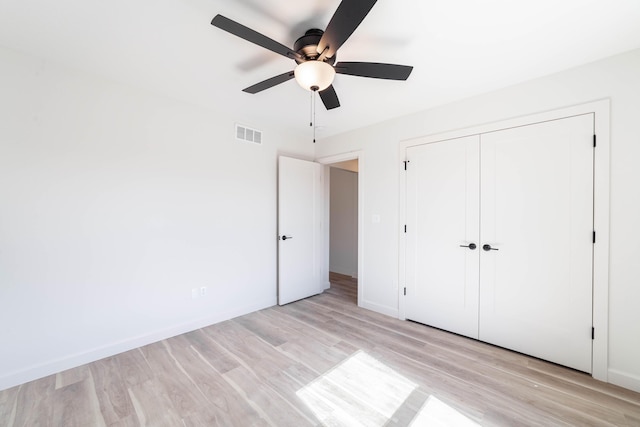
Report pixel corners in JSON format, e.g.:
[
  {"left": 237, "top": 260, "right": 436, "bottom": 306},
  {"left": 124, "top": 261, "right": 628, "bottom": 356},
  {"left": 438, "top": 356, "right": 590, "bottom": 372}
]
[
  {"left": 406, "top": 135, "right": 480, "bottom": 339},
  {"left": 479, "top": 114, "right": 594, "bottom": 373}
]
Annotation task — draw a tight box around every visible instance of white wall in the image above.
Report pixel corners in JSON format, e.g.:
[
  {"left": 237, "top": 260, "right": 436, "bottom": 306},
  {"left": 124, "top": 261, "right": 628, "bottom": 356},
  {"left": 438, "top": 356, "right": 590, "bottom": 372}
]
[
  {"left": 329, "top": 167, "right": 358, "bottom": 277},
  {"left": 315, "top": 48, "right": 640, "bottom": 392},
  {"left": 0, "top": 45, "right": 313, "bottom": 390}
]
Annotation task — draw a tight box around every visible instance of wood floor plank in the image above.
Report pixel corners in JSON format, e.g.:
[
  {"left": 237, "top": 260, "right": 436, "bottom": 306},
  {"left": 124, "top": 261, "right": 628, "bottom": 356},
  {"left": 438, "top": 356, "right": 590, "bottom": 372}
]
[
  {"left": 107, "top": 413, "right": 141, "bottom": 427},
  {"left": 274, "top": 299, "right": 337, "bottom": 327},
  {"left": 127, "top": 379, "right": 184, "bottom": 427},
  {"left": 184, "top": 329, "right": 241, "bottom": 374},
  {"left": 233, "top": 311, "right": 290, "bottom": 347},
  {"left": 137, "top": 341, "right": 209, "bottom": 417},
  {"left": 113, "top": 348, "right": 154, "bottom": 389},
  {"left": 52, "top": 376, "right": 106, "bottom": 427},
  {"left": 89, "top": 356, "right": 137, "bottom": 425},
  {"left": 385, "top": 388, "right": 431, "bottom": 426},
  {"left": 277, "top": 337, "right": 350, "bottom": 375},
  {"left": 54, "top": 364, "right": 91, "bottom": 390},
  {"left": 165, "top": 337, "right": 265, "bottom": 426},
  {"left": 259, "top": 304, "right": 345, "bottom": 347},
  {"left": 11, "top": 375, "right": 55, "bottom": 427},
  {"left": 222, "top": 365, "right": 315, "bottom": 426},
  {"left": 0, "top": 384, "right": 20, "bottom": 427},
  {"left": 526, "top": 357, "right": 640, "bottom": 405},
  {"left": 206, "top": 321, "right": 301, "bottom": 377},
  {"left": 205, "top": 319, "right": 322, "bottom": 422},
  {"left": 200, "top": 320, "right": 262, "bottom": 368},
  {"left": 2, "top": 274, "right": 640, "bottom": 426}
]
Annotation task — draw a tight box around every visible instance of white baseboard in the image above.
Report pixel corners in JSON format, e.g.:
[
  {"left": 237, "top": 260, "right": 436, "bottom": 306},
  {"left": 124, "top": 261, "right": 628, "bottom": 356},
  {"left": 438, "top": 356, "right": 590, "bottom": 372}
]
[
  {"left": 0, "top": 297, "right": 276, "bottom": 391},
  {"left": 608, "top": 368, "right": 640, "bottom": 393},
  {"left": 329, "top": 265, "right": 357, "bottom": 278},
  {"left": 359, "top": 299, "right": 398, "bottom": 318}
]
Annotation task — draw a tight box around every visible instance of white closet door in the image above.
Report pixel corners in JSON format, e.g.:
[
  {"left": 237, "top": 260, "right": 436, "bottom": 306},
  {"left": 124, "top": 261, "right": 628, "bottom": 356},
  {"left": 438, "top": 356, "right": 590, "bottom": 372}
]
[
  {"left": 405, "top": 135, "right": 480, "bottom": 339},
  {"left": 479, "top": 114, "right": 594, "bottom": 373}
]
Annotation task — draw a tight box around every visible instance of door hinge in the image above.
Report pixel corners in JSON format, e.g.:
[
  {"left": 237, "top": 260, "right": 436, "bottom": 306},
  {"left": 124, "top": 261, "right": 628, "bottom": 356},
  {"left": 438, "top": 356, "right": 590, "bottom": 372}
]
[
  {"left": 404, "top": 287, "right": 406, "bottom": 296},
  {"left": 593, "top": 134, "right": 597, "bottom": 147},
  {"left": 593, "top": 231, "right": 596, "bottom": 244},
  {"left": 592, "top": 327, "right": 595, "bottom": 340},
  {"left": 404, "top": 224, "right": 407, "bottom": 233},
  {"left": 403, "top": 160, "right": 410, "bottom": 170}
]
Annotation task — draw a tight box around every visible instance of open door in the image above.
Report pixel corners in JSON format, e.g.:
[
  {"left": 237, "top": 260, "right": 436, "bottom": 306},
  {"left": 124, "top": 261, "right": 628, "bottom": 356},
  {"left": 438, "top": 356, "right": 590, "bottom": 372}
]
[{"left": 278, "top": 156, "right": 324, "bottom": 305}]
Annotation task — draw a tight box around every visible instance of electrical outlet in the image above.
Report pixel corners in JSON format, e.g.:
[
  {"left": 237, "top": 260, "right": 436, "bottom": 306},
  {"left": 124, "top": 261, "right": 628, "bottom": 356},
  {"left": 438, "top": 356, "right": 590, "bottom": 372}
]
[{"left": 200, "top": 286, "right": 207, "bottom": 297}]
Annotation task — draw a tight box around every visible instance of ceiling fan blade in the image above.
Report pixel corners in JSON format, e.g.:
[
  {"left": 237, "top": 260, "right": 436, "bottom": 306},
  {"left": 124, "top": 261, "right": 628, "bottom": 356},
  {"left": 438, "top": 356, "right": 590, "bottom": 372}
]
[
  {"left": 243, "top": 71, "right": 295, "bottom": 94},
  {"left": 319, "top": 85, "right": 340, "bottom": 110},
  {"left": 317, "top": 0, "right": 377, "bottom": 59},
  {"left": 211, "top": 15, "right": 302, "bottom": 61},
  {"left": 334, "top": 62, "right": 413, "bottom": 80}
]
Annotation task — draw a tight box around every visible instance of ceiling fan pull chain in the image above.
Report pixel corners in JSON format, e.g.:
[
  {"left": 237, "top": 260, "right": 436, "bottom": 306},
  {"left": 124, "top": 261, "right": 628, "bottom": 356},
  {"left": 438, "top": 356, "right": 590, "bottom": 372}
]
[
  {"left": 309, "top": 90, "right": 313, "bottom": 127},
  {"left": 308, "top": 86, "right": 319, "bottom": 143},
  {"left": 313, "top": 88, "right": 317, "bottom": 143}
]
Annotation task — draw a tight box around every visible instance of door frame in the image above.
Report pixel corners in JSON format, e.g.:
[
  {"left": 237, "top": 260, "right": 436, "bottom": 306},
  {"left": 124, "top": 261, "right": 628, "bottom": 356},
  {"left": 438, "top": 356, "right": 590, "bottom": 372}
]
[
  {"left": 398, "top": 100, "right": 610, "bottom": 382},
  {"left": 316, "top": 151, "right": 364, "bottom": 306}
]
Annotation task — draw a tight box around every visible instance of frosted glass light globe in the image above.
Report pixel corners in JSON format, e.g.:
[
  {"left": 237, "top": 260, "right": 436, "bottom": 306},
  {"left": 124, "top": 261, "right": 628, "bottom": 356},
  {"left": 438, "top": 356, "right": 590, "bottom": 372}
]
[{"left": 294, "top": 61, "right": 336, "bottom": 91}]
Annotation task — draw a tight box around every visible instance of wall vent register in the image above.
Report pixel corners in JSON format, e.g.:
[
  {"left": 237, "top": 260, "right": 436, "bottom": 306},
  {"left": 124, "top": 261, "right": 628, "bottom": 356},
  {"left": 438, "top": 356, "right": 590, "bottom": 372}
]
[{"left": 236, "top": 124, "right": 262, "bottom": 144}]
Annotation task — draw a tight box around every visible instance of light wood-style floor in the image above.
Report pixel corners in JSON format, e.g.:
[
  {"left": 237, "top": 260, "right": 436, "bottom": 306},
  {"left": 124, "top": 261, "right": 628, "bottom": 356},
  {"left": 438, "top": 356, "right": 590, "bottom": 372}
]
[{"left": 2, "top": 272, "right": 640, "bottom": 426}]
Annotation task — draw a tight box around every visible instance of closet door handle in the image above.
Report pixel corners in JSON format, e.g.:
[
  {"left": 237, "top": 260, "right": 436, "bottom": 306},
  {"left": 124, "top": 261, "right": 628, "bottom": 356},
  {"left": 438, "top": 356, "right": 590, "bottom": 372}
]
[
  {"left": 459, "top": 243, "right": 477, "bottom": 250},
  {"left": 483, "top": 244, "right": 499, "bottom": 251}
]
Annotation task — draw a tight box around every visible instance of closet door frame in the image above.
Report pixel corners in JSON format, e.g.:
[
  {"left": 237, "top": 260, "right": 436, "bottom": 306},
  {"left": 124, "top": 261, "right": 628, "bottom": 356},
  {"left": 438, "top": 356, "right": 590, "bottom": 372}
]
[{"left": 398, "top": 99, "right": 610, "bottom": 382}]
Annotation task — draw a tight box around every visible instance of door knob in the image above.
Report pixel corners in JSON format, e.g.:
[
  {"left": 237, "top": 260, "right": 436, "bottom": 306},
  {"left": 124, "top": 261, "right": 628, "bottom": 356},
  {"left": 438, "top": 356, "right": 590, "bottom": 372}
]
[
  {"left": 281, "top": 235, "right": 293, "bottom": 241},
  {"left": 483, "top": 244, "right": 499, "bottom": 251},
  {"left": 459, "top": 243, "right": 477, "bottom": 250}
]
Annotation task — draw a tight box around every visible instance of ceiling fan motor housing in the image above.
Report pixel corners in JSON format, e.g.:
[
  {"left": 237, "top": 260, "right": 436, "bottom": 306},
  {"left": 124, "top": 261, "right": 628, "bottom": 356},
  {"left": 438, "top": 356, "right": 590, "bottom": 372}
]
[{"left": 294, "top": 29, "right": 336, "bottom": 65}]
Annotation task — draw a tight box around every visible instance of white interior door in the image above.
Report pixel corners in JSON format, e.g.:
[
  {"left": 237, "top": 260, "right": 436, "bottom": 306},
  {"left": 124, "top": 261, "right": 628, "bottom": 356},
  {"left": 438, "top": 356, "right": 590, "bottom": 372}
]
[
  {"left": 278, "top": 156, "right": 324, "bottom": 305},
  {"left": 405, "top": 135, "right": 481, "bottom": 339},
  {"left": 479, "top": 114, "right": 594, "bottom": 373}
]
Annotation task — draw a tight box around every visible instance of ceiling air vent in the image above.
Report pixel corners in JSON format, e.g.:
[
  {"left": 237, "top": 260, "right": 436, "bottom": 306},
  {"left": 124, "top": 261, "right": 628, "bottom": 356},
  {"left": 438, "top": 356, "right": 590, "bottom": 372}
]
[{"left": 236, "top": 124, "right": 262, "bottom": 144}]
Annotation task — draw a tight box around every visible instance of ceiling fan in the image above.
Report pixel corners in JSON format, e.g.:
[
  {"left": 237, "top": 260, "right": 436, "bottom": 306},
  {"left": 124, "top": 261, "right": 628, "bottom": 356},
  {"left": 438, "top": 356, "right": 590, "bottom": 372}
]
[{"left": 211, "top": 0, "right": 414, "bottom": 110}]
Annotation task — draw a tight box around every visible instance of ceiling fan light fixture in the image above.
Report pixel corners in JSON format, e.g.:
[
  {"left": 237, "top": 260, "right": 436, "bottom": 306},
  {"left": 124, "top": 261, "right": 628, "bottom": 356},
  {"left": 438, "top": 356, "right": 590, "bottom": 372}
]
[{"left": 294, "top": 60, "right": 335, "bottom": 92}]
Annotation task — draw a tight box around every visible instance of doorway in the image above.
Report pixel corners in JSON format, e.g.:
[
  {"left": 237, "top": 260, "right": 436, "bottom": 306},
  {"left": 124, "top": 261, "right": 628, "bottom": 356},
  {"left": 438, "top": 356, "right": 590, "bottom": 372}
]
[
  {"left": 316, "top": 151, "right": 366, "bottom": 306},
  {"left": 328, "top": 160, "right": 359, "bottom": 303}
]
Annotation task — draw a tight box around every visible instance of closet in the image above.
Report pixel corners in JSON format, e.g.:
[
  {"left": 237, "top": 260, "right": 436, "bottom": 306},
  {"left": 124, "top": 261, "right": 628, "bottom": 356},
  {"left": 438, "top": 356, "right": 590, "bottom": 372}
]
[{"left": 404, "top": 114, "right": 594, "bottom": 373}]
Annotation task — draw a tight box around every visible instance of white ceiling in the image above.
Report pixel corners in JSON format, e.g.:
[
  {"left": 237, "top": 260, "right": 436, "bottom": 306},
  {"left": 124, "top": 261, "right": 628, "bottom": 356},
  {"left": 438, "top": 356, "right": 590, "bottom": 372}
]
[{"left": 2, "top": 0, "right": 640, "bottom": 140}]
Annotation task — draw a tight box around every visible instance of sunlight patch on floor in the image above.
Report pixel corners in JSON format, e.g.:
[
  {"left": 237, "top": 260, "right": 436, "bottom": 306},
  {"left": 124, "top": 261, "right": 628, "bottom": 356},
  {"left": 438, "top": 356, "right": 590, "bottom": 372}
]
[
  {"left": 297, "top": 351, "right": 417, "bottom": 426},
  {"left": 409, "top": 395, "right": 479, "bottom": 427}
]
